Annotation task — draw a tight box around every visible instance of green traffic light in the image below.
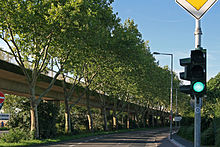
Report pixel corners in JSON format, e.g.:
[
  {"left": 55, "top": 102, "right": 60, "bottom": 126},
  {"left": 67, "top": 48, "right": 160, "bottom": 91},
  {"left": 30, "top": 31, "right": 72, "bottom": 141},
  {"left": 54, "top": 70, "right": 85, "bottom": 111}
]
[{"left": 193, "top": 82, "right": 205, "bottom": 93}]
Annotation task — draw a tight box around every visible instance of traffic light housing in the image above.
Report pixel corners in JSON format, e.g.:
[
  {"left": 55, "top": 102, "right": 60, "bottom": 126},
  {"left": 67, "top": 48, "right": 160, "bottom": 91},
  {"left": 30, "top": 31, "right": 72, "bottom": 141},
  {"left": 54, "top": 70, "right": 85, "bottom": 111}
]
[
  {"left": 179, "top": 48, "right": 206, "bottom": 97},
  {"left": 191, "top": 49, "right": 206, "bottom": 96},
  {"left": 180, "top": 58, "right": 191, "bottom": 81},
  {"left": 179, "top": 57, "right": 191, "bottom": 94}
]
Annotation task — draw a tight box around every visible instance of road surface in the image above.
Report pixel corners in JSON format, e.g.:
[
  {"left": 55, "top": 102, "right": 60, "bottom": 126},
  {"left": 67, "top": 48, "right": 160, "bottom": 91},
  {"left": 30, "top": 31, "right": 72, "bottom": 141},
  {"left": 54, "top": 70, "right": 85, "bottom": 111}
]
[{"left": 40, "top": 128, "right": 177, "bottom": 147}]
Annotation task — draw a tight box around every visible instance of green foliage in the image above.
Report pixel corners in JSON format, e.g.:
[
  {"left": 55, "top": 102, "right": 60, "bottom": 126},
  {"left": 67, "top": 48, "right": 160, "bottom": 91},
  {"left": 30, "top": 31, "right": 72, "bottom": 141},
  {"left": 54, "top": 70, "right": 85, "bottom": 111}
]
[
  {"left": 38, "top": 101, "right": 59, "bottom": 139},
  {"left": 4, "top": 95, "right": 59, "bottom": 139},
  {"left": 0, "top": 127, "right": 8, "bottom": 130},
  {"left": 0, "top": 0, "right": 188, "bottom": 141},
  {"left": 4, "top": 95, "right": 30, "bottom": 131},
  {"left": 179, "top": 117, "right": 194, "bottom": 126},
  {"left": 201, "top": 123, "right": 215, "bottom": 145},
  {"left": 205, "top": 72, "right": 220, "bottom": 146},
  {"left": 0, "top": 128, "right": 30, "bottom": 143},
  {"left": 178, "top": 117, "right": 215, "bottom": 145},
  {"left": 207, "top": 73, "right": 220, "bottom": 101},
  {"left": 177, "top": 125, "right": 194, "bottom": 142},
  {"left": 215, "top": 118, "right": 220, "bottom": 147},
  {"left": 201, "top": 117, "right": 213, "bottom": 132}
]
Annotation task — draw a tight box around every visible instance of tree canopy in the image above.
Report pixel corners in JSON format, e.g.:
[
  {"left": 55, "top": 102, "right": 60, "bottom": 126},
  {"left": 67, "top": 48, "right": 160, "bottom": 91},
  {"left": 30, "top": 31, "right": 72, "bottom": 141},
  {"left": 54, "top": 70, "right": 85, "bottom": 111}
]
[{"left": 0, "top": 0, "right": 187, "bottom": 138}]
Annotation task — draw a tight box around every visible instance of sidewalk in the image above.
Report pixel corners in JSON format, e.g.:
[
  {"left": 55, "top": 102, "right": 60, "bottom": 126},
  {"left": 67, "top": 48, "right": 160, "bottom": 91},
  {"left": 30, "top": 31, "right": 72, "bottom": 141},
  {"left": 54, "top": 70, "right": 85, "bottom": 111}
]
[
  {"left": 170, "top": 132, "right": 211, "bottom": 147},
  {"left": 170, "top": 133, "right": 193, "bottom": 147}
]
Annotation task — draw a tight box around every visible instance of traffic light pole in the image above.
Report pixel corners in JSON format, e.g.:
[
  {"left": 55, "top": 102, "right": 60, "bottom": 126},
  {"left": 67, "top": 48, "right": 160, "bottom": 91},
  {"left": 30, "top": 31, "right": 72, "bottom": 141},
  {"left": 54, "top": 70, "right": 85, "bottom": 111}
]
[
  {"left": 194, "top": 19, "right": 202, "bottom": 147},
  {"left": 195, "top": 19, "right": 202, "bottom": 49},
  {"left": 195, "top": 95, "right": 202, "bottom": 147}
]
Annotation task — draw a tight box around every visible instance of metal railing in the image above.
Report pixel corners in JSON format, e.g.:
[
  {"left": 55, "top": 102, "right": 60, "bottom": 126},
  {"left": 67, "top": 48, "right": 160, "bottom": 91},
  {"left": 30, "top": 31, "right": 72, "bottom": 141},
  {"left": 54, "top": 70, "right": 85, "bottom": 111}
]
[{"left": 0, "top": 48, "right": 74, "bottom": 83}]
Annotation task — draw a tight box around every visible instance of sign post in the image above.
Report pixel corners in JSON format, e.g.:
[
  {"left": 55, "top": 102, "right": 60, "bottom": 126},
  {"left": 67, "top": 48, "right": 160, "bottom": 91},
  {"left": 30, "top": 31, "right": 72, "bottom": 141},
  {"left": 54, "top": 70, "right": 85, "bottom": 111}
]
[
  {"left": 0, "top": 91, "right": 5, "bottom": 104},
  {"left": 176, "top": 0, "right": 217, "bottom": 146},
  {"left": 0, "top": 91, "right": 5, "bottom": 110}
]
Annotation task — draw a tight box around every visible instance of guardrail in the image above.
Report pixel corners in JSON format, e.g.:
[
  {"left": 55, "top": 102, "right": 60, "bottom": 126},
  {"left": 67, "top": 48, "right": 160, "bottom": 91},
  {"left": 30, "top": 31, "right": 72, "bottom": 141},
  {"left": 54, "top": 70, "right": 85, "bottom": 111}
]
[{"left": 0, "top": 48, "right": 73, "bottom": 83}]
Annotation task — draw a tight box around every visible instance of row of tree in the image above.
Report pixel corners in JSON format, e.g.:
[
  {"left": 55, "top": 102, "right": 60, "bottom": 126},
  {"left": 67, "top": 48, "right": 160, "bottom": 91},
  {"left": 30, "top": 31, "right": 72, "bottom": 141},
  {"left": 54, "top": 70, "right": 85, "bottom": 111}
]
[{"left": 0, "top": 0, "right": 189, "bottom": 139}]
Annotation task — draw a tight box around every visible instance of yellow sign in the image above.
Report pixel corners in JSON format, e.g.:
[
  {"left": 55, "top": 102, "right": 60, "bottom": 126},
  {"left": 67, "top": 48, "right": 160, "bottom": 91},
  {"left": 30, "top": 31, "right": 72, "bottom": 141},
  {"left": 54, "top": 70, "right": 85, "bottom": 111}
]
[
  {"left": 176, "top": 0, "right": 218, "bottom": 19},
  {"left": 186, "top": 0, "right": 208, "bottom": 10}
]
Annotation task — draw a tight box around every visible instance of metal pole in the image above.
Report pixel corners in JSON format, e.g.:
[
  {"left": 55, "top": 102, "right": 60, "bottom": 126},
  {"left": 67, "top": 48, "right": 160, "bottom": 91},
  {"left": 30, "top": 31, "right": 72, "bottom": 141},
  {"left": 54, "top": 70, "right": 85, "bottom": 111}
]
[
  {"left": 152, "top": 52, "right": 173, "bottom": 138},
  {"left": 176, "top": 89, "right": 178, "bottom": 115},
  {"left": 194, "top": 19, "right": 202, "bottom": 147},
  {"left": 195, "top": 19, "right": 202, "bottom": 49},
  {"left": 194, "top": 95, "right": 202, "bottom": 147},
  {"left": 176, "top": 89, "right": 178, "bottom": 128},
  {"left": 170, "top": 54, "right": 173, "bottom": 139}
]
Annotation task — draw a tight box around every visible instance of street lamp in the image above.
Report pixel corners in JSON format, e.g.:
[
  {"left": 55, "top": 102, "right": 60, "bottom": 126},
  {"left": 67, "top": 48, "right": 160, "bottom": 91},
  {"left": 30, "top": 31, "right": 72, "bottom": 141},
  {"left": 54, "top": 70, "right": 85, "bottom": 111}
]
[
  {"left": 176, "top": 89, "right": 178, "bottom": 127},
  {"left": 153, "top": 52, "right": 173, "bottom": 139}
]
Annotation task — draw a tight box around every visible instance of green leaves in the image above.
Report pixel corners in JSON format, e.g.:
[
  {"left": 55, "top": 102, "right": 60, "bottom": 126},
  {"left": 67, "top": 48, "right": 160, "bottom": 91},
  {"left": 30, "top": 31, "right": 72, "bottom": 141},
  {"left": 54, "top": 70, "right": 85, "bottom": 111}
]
[{"left": 0, "top": 0, "right": 187, "bottom": 127}]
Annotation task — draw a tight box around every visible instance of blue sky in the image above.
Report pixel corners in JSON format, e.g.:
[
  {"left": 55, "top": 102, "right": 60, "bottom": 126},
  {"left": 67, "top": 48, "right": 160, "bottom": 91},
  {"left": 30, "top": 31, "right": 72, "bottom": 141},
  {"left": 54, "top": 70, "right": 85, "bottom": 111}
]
[{"left": 112, "top": 0, "right": 220, "bottom": 81}]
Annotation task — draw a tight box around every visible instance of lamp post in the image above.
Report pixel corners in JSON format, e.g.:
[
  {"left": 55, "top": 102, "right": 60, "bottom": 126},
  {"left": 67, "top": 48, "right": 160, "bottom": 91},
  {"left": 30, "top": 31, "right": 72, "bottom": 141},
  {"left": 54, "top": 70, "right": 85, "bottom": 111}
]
[
  {"left": 176, "top": 89, "right": 178, "bottom": 116},
  {"left": 153, "top": 52, "right": 173, "bottom": 139}
]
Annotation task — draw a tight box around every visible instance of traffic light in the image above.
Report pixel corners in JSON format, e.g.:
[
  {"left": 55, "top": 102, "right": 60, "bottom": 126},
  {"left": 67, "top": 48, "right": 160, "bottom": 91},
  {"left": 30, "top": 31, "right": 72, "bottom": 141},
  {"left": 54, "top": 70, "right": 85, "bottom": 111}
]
[
  {"left": 179, "top": 48, "right": 206, "bottom": 97},
  {"left": 179, "top": 57, "right": 191, "bottom": 94},
  {"left": 191, "top": 49, "right": 206, "bottom": 96},
  {"left": 180, "top": 57, "right": 191, "bottom": 81}
]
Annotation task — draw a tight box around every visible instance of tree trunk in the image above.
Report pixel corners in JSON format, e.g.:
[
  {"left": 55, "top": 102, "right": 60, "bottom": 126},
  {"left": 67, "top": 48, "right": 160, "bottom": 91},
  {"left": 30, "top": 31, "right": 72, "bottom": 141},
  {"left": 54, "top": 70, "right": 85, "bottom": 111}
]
[
  {"left": 142, "top": 110, "right": 147, "bottom": 128},
  {"left": 112, "top": 109, "right": 119, "bottom": 130},
  {"left": 142, "top": 116, "right": 146, "bottom": 128},
  {"left": 30, "top": 100, "right": 39, "bottom": 138},
  {"left": 63, "top": 75, "right": 71, "bottom": 134},
  {"left": 87, "top": 115, "right": 92, "bottom": 130},
  {"left": 152, "top": 110, "right": 155, "bottom": 128},
  {"left": 29, "top": 84, "right": 40, "bottom": 139},
  {"left": 112, "top": 98, "right": 117, "bottom": 130},
  {"left": 162, "top": 112, "right": 166, "bottom": 127},
  {"left": 64, "top": 101, "right": 71, "bottom": 134},
  {"left": 113, "top": 116, "right": 116, "bottom": 129},
  {"left": 127, "top": 104, "right": 130, "bottom": 129},
  {"left": 112, "top": 115, "right": 119, "bottom": 130},
  {"left": 86, "top": 89, "right": 93, "bottom": 131},
  {"left": 126, "top": 116, "right": 130, "bottom": 129},
  {"left": 102, "top": 107, "right": 108, "bottom": 131},
  {"left": 121, "top": 116, "right": 124, "bottom": 128},
  {"left": 135, "top": 113, "right": 140, "bottom": 128},
  {"left": 146, "top": 110, "right": 149, "bottom": 127}
]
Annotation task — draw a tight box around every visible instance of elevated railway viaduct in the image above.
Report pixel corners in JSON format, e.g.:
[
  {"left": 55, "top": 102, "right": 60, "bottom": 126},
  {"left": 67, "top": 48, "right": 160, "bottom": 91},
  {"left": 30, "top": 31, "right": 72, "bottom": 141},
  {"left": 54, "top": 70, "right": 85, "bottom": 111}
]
[{"left": 0, "top": 59, "right": 169, "bottom": 129}]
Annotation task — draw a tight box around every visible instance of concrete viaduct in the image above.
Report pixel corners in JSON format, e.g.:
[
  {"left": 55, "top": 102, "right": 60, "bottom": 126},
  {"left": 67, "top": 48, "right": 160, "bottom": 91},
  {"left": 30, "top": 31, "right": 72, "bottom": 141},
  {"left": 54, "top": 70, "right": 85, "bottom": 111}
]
[{"left": 0, "top": 59, "right": 169, "bottom": 128}]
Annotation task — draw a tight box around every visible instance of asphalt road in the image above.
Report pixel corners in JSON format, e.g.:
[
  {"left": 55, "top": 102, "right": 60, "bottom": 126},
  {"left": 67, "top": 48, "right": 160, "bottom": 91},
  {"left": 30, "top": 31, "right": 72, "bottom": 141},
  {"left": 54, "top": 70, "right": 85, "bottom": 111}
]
[{"left": 40, "top": 128, "right": 177, "bottom": 147}]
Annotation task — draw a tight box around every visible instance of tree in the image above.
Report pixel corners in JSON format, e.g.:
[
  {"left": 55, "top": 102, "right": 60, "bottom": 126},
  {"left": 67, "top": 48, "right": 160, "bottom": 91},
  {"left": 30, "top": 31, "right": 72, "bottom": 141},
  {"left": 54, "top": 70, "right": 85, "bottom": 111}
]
[
  {"left": 0, "top": 0, "right": 68, "bottom": 138},
  {"left": 47, "top": 0, "right": 120, "bottom": 133}
]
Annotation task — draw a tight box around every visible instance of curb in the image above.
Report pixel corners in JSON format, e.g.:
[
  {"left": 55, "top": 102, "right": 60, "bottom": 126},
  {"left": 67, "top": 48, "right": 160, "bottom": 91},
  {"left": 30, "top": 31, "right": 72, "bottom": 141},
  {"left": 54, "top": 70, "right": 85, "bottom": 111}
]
[
  {"left": 168, "top": 130, "right": 185, "bottom": 147},
  {"left": 169, "top": 137, "right": 185, "bottom": 147}
]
